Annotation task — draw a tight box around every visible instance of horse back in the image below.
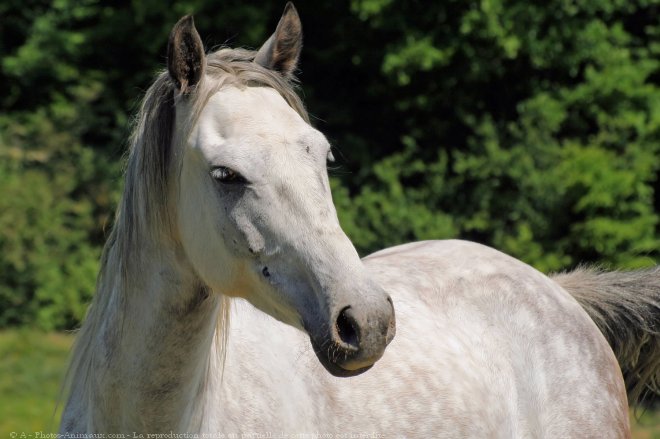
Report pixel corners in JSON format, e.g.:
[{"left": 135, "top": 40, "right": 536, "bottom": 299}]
[{"left": 357, "top": 239, "right": 630, "bottom": 438}]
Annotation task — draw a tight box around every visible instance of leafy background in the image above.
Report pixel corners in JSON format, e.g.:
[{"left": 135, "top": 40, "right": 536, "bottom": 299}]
[{"left": 0, "top": 0, "right": 658, "bottom": 434}]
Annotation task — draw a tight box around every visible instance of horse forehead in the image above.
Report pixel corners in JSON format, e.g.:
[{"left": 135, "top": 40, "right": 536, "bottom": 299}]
[{"left": 201, "top": 86, "right": 308, "bottom": 140}]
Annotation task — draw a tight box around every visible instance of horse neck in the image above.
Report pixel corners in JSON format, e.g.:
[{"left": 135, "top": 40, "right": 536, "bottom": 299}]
[{"left": 65, "top": 227, "right": 223, "bottom": 431}]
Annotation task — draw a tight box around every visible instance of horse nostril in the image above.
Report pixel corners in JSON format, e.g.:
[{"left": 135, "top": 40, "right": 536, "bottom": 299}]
[{"left": 336, "top": 306, "right": 359, "bottom": 350}]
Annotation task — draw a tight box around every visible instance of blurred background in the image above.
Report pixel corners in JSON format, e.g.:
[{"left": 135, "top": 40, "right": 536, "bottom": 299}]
[{"left": 0, "top": 0, "right": 658, "bottom": 435}]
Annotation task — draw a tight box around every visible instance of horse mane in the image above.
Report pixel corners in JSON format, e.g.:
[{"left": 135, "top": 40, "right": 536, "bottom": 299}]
[{"left": 60, "top": 47, "right": 310, "bottom": 417}]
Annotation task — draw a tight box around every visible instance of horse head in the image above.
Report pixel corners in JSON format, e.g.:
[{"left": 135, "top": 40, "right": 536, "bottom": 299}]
[{"left": 167, "top": 4, "right": 395, "bottom": 377}]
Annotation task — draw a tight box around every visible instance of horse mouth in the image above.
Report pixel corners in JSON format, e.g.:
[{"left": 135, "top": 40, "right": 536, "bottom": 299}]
[{"left": 309, "top": 336, "right": 374, "bottom": 377}]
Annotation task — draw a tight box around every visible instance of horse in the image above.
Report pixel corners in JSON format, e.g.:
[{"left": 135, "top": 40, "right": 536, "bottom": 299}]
[{"left": 60, "top": 3, "right": 659, "bottom": 437}]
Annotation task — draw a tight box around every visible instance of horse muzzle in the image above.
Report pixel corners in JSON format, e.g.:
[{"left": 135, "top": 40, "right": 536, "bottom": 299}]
[{"left": 308, "top": 294, "right": 396, "bottom": 377}]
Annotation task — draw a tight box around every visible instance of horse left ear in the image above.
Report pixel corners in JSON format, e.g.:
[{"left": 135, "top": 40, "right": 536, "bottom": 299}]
[
  {"left": 168, "top": 15, "right": 205, "bottom": 94},
  {"left": 254, "top": 2, "right": 302, "bottom": 78}
]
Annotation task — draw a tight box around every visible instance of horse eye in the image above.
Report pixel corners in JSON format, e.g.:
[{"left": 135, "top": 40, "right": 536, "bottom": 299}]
[{"left": 210, "top": 166, "right": 247, "bottom": 184}]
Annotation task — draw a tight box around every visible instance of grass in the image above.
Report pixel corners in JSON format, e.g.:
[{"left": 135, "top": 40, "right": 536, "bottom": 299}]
[
  {"left": 633, "top": 409, "right": 660, "bottom": 439},
  {"left": 0, "top": 329, "right": 657, "bottom": 436},
  {"left": 0, "top": 329, "right": 71, "bottom": 434}
]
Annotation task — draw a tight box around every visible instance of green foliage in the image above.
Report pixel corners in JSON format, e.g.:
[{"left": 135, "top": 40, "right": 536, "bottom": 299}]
[
  {"left": 332, "top": 139, "right": 457, "bottom": 253},
  {"left": 338, "top": 0, "right": 660, "bottom": 271},
  {"left": 0, "top": 109, "right": 102, "bottom": 329},
  {"left": 0, "top": 0, "right": 658, "bottom": 329}
]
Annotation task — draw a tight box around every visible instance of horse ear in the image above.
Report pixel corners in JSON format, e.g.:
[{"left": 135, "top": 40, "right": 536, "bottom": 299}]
[
  {"left": 167, "top": 15, "right": 205, "bottom": 94},
  {"left": 254, "top": 2, "right": 302, "bottom": 78}
]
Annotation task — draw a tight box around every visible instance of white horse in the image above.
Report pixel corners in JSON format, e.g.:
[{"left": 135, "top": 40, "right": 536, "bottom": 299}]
[{"left": 61, "top": 4, "right": 659, "bottom": 437}]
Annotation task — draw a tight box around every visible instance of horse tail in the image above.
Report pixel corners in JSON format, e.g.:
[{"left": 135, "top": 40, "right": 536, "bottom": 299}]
[{"left": 551, "top": 266, "right": 660, "bottom": 406}]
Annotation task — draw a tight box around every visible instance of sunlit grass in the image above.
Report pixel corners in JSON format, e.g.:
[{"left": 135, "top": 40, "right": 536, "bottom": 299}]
[
  {"left": 0, "top": 330, "right": 71, "bottom": 434},
  {"left": 631, "top": 408, "right": 660, "bottom": 439},
  {"left": 0, "top": 329, "right": 657, "bottom": 437}
]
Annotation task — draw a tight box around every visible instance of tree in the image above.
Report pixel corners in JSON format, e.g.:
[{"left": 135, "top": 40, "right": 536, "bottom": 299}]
[{"left": 0, "top": 0, "right": 657, "bottom": 329}]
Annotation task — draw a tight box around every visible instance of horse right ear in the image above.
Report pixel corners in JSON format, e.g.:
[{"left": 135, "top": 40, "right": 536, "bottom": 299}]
[{"left": 167, "top": 15, "right": 205, "bottom": 94}]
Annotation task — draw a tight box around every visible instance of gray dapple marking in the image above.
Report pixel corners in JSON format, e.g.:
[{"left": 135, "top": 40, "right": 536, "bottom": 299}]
[{"left": 61, "top": 4, "right": 659, "bottom": 437}]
